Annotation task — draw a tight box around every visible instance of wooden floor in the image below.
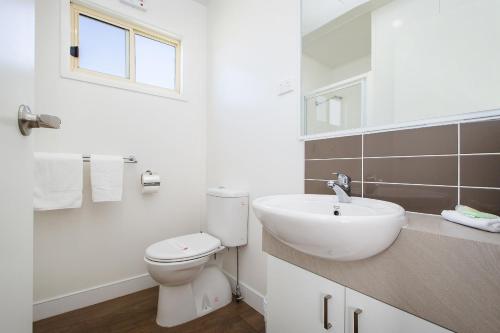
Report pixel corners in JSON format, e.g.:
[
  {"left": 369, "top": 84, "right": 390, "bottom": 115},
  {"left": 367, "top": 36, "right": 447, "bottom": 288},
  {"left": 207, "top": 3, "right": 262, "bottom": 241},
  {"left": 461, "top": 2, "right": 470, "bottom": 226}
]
[{"left": 33, "top": 287, "right": 265, "bottom": 333}]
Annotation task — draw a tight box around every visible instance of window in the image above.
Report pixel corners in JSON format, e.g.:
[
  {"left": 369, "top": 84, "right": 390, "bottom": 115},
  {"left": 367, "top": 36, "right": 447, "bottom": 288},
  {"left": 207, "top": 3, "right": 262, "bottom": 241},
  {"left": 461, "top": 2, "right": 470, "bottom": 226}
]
[
  {"left": 70, "top": 3, "right": 180, "bottom": 92},
  {"left": 135, "top": 34, "right": 176, "bottom": 89},
  {"left": 78, "top": 15, "right": 129, "bottom": 78}
]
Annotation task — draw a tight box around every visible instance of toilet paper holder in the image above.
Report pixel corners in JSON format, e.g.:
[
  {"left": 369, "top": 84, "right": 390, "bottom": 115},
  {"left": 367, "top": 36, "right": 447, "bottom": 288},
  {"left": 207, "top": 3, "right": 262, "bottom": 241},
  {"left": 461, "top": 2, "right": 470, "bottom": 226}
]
[{"left": 141, "top": 170, "right": 160, "bottom": 192}]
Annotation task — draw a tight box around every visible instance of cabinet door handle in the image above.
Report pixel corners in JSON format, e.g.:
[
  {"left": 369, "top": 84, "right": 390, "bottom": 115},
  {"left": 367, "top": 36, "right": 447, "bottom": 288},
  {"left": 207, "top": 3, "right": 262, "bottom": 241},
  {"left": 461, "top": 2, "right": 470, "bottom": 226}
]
[
  {"left": 353, "top": 308, "right": 363, "bottom": 333},
  {"left": 323, "top": 294, "right": 332, "bottom": 330}
]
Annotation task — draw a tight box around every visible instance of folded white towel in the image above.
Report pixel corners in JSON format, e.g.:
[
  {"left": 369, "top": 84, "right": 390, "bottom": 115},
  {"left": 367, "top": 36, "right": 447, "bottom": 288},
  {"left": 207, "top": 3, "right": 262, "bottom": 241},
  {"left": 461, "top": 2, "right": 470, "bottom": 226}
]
[
  {"left": 34, "top": 153, "right": 83, "bottom": 210},
  {"left": 90, "top": 155, "right": 124, "bottom": 202},
  {"left": 441, "top": 210, "right": 500, "bottom": 233}
]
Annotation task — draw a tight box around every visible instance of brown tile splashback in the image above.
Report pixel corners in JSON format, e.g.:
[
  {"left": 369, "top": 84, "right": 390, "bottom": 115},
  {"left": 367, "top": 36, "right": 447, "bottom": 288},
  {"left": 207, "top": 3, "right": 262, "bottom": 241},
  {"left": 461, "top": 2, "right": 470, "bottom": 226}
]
[
  {"left": 305, "top": 135, "right": 361, "bottom": 159},
  {"left": 305, "top": 159, "right": 362, "bottom": 181},
  {"left": 461, "top": 119, "right": 500, "bottom": 154},
  {"left": 364, "top": 125, "right": 458, "bottom": 157},
  {"left": 305, "top": 180, "right": 362, "bottom": 196},
  {"left": 461, "top": 188, "right": 500, "bottom": 216},
  {"left": 364, "top": 156, "right": 458, "bottom": 186},
  {"left": 304, "top": 120, "right": 499, "bottom": 216},
  {"left": 364, "top": 183, "right": 458, "bottom": 214},
  {"left": 461, "top": 155, "right": 500, "bottom": 188}
]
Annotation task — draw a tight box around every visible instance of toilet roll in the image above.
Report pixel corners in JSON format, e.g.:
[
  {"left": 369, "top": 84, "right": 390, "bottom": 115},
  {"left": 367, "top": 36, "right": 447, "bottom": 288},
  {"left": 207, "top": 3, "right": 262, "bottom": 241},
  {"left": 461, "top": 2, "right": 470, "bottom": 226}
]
[{"left": 141, "top": 170, "right": 160, "bottom": 193}]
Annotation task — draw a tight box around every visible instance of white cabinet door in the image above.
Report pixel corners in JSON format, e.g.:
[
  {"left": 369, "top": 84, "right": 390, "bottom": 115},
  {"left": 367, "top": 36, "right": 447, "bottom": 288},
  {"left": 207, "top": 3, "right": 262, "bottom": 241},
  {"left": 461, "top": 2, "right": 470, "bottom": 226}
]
[
  {"left": 345, "top": 288, "right": 452, "bottom": 333},
  {"left": 266, "top": 256, "right": 345, "bottom": 333}
]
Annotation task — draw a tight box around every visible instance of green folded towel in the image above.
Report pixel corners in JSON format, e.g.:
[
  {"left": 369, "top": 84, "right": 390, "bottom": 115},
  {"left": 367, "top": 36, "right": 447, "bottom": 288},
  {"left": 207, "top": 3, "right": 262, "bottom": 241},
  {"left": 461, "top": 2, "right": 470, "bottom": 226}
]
[{"left": 455, "top": 205, "right": 498, "bottom": 219}]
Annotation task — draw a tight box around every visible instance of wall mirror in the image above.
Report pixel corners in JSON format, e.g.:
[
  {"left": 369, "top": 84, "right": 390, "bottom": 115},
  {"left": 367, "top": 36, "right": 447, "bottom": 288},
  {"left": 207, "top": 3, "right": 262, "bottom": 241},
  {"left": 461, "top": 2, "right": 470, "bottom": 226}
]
[{"left": 301, "top": 0, "right": 500, "bottom": 138}]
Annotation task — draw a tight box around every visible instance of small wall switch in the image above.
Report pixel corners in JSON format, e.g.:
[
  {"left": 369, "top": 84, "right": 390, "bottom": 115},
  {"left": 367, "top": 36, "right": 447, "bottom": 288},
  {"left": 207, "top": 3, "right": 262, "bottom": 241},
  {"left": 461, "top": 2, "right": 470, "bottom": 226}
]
[
  {"left": 278, "top": 79, "right": 294, "bottom": 96},
  {"left": 120, "top": 0, "right": 146, "bottom": 11}
]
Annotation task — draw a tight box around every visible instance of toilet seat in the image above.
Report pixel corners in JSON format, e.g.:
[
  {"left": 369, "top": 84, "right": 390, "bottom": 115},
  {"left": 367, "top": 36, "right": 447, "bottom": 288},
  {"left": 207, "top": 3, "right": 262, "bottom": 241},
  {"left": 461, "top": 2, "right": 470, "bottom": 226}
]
[{"left": 145, "top": 232, "right": 222, "bottom": 263}]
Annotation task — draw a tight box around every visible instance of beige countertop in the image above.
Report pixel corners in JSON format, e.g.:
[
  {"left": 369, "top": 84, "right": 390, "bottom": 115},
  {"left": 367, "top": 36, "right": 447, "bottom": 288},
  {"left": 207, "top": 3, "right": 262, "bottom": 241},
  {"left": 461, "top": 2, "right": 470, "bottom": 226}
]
[
  {"left": 402, "top": 212, "right": 500, "bottom": 245},
  {"left": 262, "top": 212, "right": 500, "bottom": 333}
]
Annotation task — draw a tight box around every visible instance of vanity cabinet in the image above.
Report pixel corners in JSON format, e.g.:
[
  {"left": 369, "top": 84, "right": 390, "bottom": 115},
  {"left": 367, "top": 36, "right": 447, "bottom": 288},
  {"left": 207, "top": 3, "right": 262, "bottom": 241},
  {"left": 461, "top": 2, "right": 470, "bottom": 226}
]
[
  {"left": 266, "top": 256, "right": 451, "bottom": 333},
  {"left": 266, "top": 255, "right": 345, "bottom": 333},
  {"left": 345, "top": 288, "right": 451, "bottom": 333}
]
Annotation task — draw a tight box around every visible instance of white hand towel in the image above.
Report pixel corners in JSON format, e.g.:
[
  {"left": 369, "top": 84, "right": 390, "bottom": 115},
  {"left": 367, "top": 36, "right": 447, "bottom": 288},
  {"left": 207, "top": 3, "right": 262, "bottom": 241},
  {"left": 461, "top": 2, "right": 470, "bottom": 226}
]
[
  {"left": 90, "top": 155, "right": 124, "bottom": 202},
  {"left": 34, "top": 153, "right": 83, "bottom": 210},
  {"left": 441, "top": 210, "right": 500, "bottom": 233}
]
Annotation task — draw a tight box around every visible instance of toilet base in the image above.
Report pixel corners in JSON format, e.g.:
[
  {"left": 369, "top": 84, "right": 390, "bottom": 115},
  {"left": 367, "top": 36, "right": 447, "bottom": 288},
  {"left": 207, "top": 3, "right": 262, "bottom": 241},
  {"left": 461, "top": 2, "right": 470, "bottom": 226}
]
[{"left": 156, "top": 265, "right": 232, "bottom": 327}]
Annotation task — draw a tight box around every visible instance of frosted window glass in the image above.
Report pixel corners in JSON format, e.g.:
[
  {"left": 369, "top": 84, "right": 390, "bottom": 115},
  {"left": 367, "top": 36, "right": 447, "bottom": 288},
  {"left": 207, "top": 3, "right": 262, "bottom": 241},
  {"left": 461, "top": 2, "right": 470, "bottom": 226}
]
[
  {"left": 135, "top": 35, "right": 176, "bottom": 89},
  {"left": 79, "top": 15, "right": 128, "bottom": 78}
]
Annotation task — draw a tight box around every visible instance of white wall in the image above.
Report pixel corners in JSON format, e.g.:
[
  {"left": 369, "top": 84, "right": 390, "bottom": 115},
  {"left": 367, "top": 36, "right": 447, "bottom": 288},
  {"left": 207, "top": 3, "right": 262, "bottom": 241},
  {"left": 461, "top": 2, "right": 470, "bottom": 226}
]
[
  {"left": 370, "top": 0, "right": 500, "bottom": 126},
  {"left": 328, "top": 56, "right": 370, "bottom": 87},
  {"left": 206, "top": 0, "right": 303, "bottom": 298},
  {"left": 302, "top": 54, "right": 370, "bottom": 93},
  {"left": 302, "top": 54, "right": 334, "bottom": 94},
  {"left": 34, "top": 0, "right": 207, "bottom": 301}
]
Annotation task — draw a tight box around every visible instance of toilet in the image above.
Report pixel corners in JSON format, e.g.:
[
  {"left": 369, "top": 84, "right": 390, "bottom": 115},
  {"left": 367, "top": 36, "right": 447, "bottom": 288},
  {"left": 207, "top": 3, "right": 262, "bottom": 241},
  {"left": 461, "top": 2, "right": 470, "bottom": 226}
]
[{"left": 144, "top": 188, "right": 248, "bottom": 327}]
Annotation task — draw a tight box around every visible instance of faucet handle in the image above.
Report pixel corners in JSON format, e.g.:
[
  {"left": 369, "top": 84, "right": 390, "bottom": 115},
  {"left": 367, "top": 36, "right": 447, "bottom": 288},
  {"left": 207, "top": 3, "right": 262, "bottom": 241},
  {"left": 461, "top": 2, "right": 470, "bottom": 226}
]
[
  {"left": 331, "top": 172, "right": 341, "bottom": 181},
  {"left": 331, "top": 172, "right": 351, "bottom": 185},
  {"left": 327, "top": 172, "right": 352, "bottom": 203}
]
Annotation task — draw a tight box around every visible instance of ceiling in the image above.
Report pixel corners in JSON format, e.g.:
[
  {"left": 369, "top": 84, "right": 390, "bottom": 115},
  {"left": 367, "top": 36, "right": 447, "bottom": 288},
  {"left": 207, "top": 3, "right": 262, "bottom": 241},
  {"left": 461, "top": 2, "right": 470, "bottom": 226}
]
[{"left": 302, "top": 0, "right": 369, "bottom": 35}]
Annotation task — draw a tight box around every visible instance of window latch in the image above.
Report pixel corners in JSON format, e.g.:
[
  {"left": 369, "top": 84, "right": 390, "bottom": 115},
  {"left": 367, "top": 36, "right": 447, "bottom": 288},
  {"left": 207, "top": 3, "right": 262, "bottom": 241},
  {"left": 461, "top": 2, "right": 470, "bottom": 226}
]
[{"left": 70, "top": 46, "right": 79, "bottom": 58}]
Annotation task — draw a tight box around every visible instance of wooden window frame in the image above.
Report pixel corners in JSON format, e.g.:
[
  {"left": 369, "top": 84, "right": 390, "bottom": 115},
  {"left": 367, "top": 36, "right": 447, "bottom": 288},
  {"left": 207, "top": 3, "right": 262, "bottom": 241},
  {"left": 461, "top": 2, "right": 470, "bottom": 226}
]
[{"left": 70, "top": 2, "right": 181, "bottom": 93}]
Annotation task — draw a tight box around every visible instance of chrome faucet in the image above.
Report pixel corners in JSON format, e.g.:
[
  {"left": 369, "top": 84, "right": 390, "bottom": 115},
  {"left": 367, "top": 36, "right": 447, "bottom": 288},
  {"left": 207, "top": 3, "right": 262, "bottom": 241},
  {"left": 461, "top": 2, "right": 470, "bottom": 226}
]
[{"left": 327, "top": 173, "right": 352, "bottom": 203}]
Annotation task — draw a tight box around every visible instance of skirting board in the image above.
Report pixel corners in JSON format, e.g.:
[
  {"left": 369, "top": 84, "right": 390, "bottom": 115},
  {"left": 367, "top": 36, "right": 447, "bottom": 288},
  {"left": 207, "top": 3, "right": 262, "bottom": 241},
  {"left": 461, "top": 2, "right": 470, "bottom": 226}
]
[
  {"left": 33, "top": 273, "right": 157, "bottom": 321},
  {"left": 33, "top": 270, "right": 265, "bottom": 322},
  {"left": 223, "top": 270, "right": 266, "bottom": 316}
]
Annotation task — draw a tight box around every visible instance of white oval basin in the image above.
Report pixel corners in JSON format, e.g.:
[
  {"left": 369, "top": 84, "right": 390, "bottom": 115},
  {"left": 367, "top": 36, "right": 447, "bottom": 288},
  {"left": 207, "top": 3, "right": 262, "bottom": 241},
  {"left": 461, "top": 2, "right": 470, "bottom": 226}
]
[{"left": 253, "top": 194, "right": 407, "bottom": 261}]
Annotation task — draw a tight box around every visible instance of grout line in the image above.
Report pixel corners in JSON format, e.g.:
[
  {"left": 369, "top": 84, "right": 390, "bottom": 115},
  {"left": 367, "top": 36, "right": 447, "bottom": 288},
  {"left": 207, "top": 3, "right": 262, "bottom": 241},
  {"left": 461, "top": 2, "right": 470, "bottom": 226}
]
[
  {"left": 305, "top": 179, "right": 486, "bottom": 189},
  {"left": 363, "top": 181, "right": 457, "bottom": 188},
  {"left": 361, "top": 134, "right": 364, "bottom": 197},
  {"left": 305, "top": 179, "right": 362, "bottom": 183},
  {"left": 305, "top": 182, "right": 498, "bottom": 190},
  {"left": 460, "top": 152, "right": 500, "bottom": 156},
  {"left": 305, "top": 152, "right": 500, "bottom": 162},
  {"left": 363, "top": 154, "right": 457, "bottom": 159},
  {"left": 305, "top": 157, "right": 362, "bottom": 161},
  {"left": 457, "top": 123, "right": 461, "bottom": 204},
  {"left": 461, "top": 185, "right": 500, "bottom": 190}
]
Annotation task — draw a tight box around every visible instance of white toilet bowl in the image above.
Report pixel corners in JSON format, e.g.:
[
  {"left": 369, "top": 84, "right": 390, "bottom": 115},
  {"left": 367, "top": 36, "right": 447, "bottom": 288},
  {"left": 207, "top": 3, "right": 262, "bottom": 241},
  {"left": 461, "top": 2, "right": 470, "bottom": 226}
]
[{"left": 145, "top": 232, "right": 232, "bottom": 327}]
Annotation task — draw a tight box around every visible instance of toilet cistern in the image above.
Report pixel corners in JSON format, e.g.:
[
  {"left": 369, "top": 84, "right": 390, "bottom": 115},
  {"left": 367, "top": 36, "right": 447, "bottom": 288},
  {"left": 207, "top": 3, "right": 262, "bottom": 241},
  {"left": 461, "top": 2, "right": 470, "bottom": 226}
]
[{"left": 327, "top": 173, "right": 352, "bottom": 203}]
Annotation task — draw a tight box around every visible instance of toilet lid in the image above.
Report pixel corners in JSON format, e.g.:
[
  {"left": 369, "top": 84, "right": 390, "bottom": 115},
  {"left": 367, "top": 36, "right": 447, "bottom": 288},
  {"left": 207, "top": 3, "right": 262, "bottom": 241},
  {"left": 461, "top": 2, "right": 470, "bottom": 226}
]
[{"left": 145, "top": 233, "right": 221, "bottom": 262}]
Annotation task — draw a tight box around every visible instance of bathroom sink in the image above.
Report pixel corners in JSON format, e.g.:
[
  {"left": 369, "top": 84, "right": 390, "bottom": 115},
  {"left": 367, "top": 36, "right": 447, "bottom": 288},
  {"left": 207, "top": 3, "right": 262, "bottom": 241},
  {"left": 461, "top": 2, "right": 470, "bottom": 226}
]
[{"left": 252, "top": 194, "right": 406, "bottom": 261}]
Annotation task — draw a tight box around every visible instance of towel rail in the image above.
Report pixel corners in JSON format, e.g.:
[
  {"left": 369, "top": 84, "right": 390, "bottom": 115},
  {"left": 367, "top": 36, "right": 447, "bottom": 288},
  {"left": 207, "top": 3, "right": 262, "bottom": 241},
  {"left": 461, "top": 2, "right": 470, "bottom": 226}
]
[{"left": 82, "top": 155, "right": 138, "bottom": 164}]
